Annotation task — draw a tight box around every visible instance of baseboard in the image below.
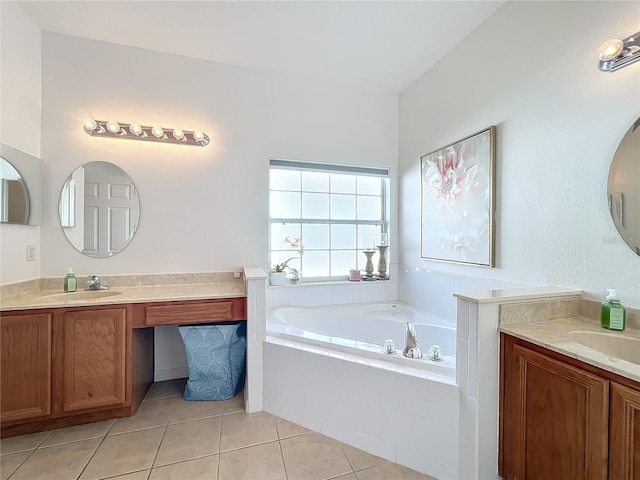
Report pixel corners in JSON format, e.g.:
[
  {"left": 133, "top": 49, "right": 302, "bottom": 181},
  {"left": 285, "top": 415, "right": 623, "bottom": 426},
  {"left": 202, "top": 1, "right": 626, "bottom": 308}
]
[{"left": 154, "top": 366, "right": 189, "bottom": 382}]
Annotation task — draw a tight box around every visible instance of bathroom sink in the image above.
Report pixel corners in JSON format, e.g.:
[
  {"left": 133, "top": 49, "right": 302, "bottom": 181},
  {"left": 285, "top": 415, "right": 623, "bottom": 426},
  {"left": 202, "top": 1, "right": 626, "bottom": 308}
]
[
  {"left": 570, "top": 331, "right": 640, "bottom": 364},
  {"left": 37, "top": 290, "right": 122, "bottom": 302}
]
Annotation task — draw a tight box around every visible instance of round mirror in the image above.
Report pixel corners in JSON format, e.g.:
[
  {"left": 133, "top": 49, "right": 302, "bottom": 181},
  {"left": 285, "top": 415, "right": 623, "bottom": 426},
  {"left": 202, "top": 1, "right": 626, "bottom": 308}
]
[
  {"left": 608, "top": 118, "right": 640, "bottom": 256},
  {"left": 0, "top": 157, "right": 30, "bottom": 224},
  {"left": 59, "top": 161, "right": 140, "bottom": 257}
]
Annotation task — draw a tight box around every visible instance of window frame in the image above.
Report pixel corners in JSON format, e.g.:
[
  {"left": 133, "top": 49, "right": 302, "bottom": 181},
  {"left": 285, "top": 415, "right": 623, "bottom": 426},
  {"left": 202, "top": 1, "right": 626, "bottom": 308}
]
[{"left": 269, "top": 158, "right": 390, "bottom": 282}]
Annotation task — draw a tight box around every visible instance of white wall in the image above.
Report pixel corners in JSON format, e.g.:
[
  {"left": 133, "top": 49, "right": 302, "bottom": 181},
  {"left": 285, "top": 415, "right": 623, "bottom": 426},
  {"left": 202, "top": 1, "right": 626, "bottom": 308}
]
[
  {"left": 0, "top": 1, "right": 42, "bottom": 284},
  {"left": 38, "top": 33, "right": 398, "bottom": 280},
  {"left": 398, "top": 1, "right": 640, "bottom": 308}
]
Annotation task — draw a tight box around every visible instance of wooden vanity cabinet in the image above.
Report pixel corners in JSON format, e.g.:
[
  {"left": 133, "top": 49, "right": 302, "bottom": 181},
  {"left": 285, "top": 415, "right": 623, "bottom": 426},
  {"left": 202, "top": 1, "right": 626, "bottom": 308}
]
[
  {"left": 0, "top": 313, "right": 52, "bottom": 423},
  {"left": 500, "top": 333, "right": 640, "bottom": 480}
]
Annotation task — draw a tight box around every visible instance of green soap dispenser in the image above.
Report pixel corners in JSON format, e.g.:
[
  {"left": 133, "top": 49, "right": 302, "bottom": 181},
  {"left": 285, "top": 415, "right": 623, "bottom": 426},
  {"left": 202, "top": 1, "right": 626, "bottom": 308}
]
[
  {"left": 601, "top": 289, "right": 626, "bottom": 331},
  {"left": 64, "top": 268, "right": 77, "bottom": 293}
]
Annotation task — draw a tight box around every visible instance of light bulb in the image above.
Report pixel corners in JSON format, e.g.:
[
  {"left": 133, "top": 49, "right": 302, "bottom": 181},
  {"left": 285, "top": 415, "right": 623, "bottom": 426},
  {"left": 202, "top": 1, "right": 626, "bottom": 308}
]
[
  {"left": 172, "top": 129, "right": 185, "bottom": 140},
  {"left": 106, "top": 120, "right": 121, "bottom": 133},
  {"left": 193, "top": 131, "right": 205, "bottom": 142},
  {"left": 129, "top": 123, "right": 143, "bottom": 136},
  {"left": 84, "top": 118, "right": 98, "bottom": 131},
  {"left": 599, "top": 39, "right": 624, "bottom": 61},
  {"left": 151, "top": 126, "right": 165, "bottom": 139}
]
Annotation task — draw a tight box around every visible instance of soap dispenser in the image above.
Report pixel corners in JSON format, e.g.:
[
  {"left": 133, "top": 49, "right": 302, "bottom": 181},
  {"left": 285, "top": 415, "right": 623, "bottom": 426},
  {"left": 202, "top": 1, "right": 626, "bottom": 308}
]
[
  {"left": 601, "top": 289, "right": 626, "bottom": 331},
  {"left": 64, "top": 268, "right": 77, "bottom": 293}
]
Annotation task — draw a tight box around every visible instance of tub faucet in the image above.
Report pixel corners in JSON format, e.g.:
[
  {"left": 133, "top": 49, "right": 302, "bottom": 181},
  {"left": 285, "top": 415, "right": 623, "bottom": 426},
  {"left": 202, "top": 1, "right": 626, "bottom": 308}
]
[
  {"left": 85, "top": 275, "right": 109, "bottom": 291},
  {"left": 403, "top": 322, "right": 422, "bottom": 359}
]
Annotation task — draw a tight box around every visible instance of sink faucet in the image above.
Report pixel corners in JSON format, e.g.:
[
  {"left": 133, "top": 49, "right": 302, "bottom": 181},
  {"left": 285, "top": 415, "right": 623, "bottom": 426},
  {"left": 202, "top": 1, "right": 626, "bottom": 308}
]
[
  {"left": 403, "top": 322, "right": 422, "bottom": 358},
  {"left": 85, "top": 275, "right": 109, "bottom": 291}
]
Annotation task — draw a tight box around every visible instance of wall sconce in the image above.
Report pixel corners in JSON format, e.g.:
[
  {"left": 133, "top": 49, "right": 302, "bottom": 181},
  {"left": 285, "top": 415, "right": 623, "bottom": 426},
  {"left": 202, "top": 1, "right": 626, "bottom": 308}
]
[
  {"left": 83, "top": 119, "right": 210, "bottom": 146},
  {"left": 598, "top": 30, "right": 640, "bottom": 72}
]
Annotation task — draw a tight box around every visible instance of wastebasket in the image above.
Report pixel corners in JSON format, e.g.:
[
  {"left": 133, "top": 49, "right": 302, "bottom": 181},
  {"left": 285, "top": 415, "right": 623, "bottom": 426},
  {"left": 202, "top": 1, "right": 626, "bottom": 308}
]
[{"left": 178, "top": 321, "right": 246, "bottom": 401}]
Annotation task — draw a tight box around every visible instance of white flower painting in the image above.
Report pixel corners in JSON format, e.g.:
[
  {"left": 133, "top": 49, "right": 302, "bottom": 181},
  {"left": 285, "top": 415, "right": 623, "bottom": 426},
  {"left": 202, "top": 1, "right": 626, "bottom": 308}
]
[{"left": 420, "top": 127, "right": 496, "bottom": 267}]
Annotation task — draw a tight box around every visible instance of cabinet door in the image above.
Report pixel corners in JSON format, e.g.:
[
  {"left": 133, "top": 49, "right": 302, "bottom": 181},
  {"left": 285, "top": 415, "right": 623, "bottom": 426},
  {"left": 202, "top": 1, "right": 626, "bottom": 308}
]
[
  {"left": 62, "top": 307, "right": 127, "bottom": 412},
  {"left": 502, "top": 341, "right": 608, "bottom": 480},
  {"left": 610, "top": 382, "right": 640, "bottom": 480},
  {"left": 1, "top": 313, "right": 52, "bottom": 422}
]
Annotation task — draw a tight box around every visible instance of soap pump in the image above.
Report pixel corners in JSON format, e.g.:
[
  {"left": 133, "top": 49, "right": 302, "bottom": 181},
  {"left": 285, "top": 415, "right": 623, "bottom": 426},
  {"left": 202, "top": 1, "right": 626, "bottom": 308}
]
[
  {"left": 64, "top": 268, "right": 77, "bottom": 293},
  {"left": 601, "top": 289, "right": 626, "bottom": 331}
]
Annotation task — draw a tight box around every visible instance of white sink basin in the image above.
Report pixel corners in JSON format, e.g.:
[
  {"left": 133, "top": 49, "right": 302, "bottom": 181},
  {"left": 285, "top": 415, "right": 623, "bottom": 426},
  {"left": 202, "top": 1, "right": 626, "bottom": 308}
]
[
  {"left": 570, "top": 331, "right": 640, "bottom": 364},
  {"left": 38, "top": 290, "right": 122, "bottom": 302}
]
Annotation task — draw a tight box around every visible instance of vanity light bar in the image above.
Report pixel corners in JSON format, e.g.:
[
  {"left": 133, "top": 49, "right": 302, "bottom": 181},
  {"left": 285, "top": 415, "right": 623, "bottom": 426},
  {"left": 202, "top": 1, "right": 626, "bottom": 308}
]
[{"left": 83, "top": 119, "right": 209, "bottom": 146}]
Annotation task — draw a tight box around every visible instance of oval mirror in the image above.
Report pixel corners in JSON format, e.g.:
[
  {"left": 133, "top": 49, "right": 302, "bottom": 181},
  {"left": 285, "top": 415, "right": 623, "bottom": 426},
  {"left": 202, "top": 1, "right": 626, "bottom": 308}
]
[
  {"left": 608, "top": 118, "right": 640, "bottom": 256},
  {"left": 0, "top": 157, "right": 30, "bottom": 224},
  {"left": 59, "top": 161, "right": 140, "bottom": 257}
]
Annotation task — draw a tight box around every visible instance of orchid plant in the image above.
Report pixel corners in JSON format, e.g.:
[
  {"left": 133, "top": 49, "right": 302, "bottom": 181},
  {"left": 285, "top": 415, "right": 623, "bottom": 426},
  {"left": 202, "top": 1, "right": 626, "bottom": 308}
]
[{"left": 272, "top": 236, "right": 304, "bottom": 272}]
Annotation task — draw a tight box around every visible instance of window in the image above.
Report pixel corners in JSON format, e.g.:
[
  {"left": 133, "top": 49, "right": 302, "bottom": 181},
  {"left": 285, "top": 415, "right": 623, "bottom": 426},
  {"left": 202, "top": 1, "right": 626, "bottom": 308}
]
[{"left": 269, "top": 159, "right": 390, "bottom": 280}]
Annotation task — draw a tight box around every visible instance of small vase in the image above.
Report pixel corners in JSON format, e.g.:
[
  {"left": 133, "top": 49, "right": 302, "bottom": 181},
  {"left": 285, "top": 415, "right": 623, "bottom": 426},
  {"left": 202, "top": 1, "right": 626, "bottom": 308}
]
[
  {"left": 269, "top": 271, "right": 286, "bottom": 286},
  {"left": 286, "top": 269, "right": 301, "bottom": 285}
]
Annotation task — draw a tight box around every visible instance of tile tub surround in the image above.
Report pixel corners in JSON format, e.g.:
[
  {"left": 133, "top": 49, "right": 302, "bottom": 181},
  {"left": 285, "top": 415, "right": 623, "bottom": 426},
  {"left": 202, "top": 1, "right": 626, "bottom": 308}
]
[
  {"left": 0, "top": 380, "right": 436, "bottom": 480},
  {"left": 0, "top": 272, "right": 246, "bottom": 310}
]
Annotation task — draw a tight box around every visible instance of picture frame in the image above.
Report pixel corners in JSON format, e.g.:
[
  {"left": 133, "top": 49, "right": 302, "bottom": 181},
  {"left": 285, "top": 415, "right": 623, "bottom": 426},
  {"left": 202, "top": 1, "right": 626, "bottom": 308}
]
[{"left": 420, "top": 126, "right": 496, "bottom": 267}]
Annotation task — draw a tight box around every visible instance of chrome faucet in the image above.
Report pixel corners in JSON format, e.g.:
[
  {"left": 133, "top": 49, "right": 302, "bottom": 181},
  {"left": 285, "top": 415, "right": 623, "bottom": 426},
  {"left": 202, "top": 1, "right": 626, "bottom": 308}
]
[
  {"left": 85, "top": 275, "right": 109, "bottom": 291},
  {"left": 403, "top": 322, "right": 422, "bottom": 359}
]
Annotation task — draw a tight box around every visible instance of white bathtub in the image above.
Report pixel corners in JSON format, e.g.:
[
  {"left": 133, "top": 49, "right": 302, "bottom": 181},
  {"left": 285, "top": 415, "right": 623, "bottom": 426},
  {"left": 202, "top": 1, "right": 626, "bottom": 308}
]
[
  {"left": 267, "top": 302, "right": 456, "bottom": 379},
  {"left": 264, "top": 301, "right": 460, "bottom": 478}
]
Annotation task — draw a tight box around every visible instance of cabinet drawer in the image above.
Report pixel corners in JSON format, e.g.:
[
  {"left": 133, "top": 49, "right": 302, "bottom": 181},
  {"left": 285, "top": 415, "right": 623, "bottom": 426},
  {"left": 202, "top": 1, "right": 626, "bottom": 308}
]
[{"left": 145, "top": 299, "right": 243, "bottom": 326}]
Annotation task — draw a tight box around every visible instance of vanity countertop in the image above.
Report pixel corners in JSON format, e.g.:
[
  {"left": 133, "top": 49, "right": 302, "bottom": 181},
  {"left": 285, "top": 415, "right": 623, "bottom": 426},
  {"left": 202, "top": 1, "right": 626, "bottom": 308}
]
[
  {"left": 499, "top": 317, "right": 640, "bottom": 383},
  {"left": 0, "top": 280, "right": 246, "bottom": 311}
]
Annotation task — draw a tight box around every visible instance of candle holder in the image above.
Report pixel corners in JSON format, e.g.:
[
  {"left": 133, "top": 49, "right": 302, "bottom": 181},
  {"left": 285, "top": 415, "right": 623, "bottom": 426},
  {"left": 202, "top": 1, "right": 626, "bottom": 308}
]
[
  {"left": 363, "top": 250, "right": 376, "bottom": 280},
  {"left": 376, "top": 245, "right": 388, "bottom": 280}
]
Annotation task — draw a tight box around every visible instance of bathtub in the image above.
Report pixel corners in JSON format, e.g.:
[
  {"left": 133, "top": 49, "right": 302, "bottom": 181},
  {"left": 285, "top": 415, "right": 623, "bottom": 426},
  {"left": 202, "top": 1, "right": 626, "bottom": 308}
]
[
  {"left": 263, "top": 301, "right": 460, "bottom": 478},
  {"left": 267, "top": 302, "right": 456, "bottom": 379}
]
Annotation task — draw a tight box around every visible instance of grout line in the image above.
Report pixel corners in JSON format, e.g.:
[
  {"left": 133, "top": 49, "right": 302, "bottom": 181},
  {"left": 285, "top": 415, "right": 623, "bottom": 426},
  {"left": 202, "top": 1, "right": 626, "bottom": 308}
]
[
  {"left": 74, "top": 428, "right": 114, "bottom": 480},
  {"left": 277, "top": 437, "right": 289, "bottom": 480},
  {"left": 5, "top": 447, "right": 37, "bottom": 480},
  {"left": 216, "top": 406, "right": 224, "bottom": 480}
]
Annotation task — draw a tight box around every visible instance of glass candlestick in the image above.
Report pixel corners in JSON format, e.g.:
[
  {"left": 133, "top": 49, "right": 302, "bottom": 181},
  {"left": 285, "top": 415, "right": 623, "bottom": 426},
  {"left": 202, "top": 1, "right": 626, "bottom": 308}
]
[{"left": 376, "top": 245, "right": 388, "bottom": 279}]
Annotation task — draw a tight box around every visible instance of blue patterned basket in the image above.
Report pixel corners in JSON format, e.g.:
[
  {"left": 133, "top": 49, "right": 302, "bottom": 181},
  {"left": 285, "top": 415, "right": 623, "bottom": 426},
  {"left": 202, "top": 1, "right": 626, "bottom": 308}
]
[{"left": 178, "top": 322, "right": 246, "bottom": 401}]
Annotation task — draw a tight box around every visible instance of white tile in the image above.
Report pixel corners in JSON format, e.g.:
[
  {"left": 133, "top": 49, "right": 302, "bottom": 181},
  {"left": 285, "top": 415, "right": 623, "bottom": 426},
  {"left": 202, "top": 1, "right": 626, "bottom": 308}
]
[
  {"left": 341, "top": 429, "right": 369, "bottom": 452},
  {"left": 469, "top": 333, "right": 478, "bottom": 367},
  {"left": 456, "top": 300, "right": 470, "bottom": 340},
  {"left": 469, "top": 302, "right": 478, "bottom": 335},
  {"left": 366, "top": 436, "right": 395, "bottom": 462},
  {"left": 469, "top": 365, "right": 477, "bottom": 400},
  {"left": 395, "top": 446, "right": 427, "bottom": 475},
  {"left": 456, "top": 338, "right": 469, "bottom": 389}
]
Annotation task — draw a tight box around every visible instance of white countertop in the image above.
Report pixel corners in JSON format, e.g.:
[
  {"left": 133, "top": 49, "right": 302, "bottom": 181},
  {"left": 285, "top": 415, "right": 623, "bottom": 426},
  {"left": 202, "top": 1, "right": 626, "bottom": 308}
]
[
  {"left": 500, "top": 317, "right": 640, "bottom": 383},
  {"left": 0, "top": 281, "right": 246, "bottom": 311}
]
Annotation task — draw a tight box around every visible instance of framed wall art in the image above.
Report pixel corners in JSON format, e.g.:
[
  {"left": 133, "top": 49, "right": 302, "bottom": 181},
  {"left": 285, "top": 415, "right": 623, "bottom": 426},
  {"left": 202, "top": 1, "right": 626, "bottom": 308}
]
[{"left": 420, "top": 126, "right": 496, "bottom": 267}]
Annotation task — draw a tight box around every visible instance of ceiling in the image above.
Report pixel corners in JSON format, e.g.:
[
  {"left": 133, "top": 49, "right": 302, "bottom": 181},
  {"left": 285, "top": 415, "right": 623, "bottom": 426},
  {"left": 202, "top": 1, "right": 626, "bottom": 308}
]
[{"left": 18, "top": 0, "right": 505, "bottom": 94}]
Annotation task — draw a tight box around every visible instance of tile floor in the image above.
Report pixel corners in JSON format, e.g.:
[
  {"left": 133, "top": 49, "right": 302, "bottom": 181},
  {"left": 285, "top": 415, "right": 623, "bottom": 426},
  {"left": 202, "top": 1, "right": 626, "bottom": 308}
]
[{"left": 1, "top": 379, "right": 436, "bottom": 480}]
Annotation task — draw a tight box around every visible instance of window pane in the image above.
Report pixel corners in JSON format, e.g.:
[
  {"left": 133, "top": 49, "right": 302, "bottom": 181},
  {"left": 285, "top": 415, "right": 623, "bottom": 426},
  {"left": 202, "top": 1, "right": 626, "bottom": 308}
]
[
  {"left": 330, "top": 194, "right": 356, "bottom": 219},
  {"left": 302, "top": 192, "right": 329, "bottom": 219},
  {"left": 357, "top": 176, "right": 381, "bottom": 195},
  {"left": 331, "top": 224, "right": 356, "bottom": 250},
  {"left": 271, "top": 191, "right": 300, "bottom": 218},
  {"left": 302, "top": 223, "right": 329, "bottom": 249},
  {"left": 302, "top": 251, "right": 329, "bottom": 277},
  {"left": 331, "top": 174, "right": 356, "bottom": 194},
  {"left": 270, "top": 169, "right": 300, "bottom": 191},
  {"left": 357, "top": 195, "right": 381, "bottom": 220},
  {"left": 302, "top": 171, "right": 329, "bottom": 193},
  {"left": 331, "top": 250, "right": 356, "bottom": 275},
  {"left": 271, "top": 223, "right": 301, "bottom": 250}
]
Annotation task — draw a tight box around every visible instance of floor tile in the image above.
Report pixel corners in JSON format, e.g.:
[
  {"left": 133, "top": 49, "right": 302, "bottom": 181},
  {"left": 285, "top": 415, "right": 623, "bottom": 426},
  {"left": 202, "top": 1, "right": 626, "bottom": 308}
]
[
  {"left": 109, "top": 397, "right": 175, "bottom": 435},
  {"left": 143, "top": 379, "right": 186, "bottom": 402},
  {"left": 107, "top": 470, "right": 151, "bottom": 480},
  {"left": 0, "top": 451, "right": 29, "bottom": 480},
  {"left": 342, "top": 444, "right": 384, "bottom": 471},
  {"left": 221, "top": 392, "right": 245, "bottom": 414},
  {"left": 168, "top": 397, "right": 225, "bottom": 424},
  {"left": 153, "top": 416, "right": 221, "bottom": 467},
  {"left": 0, "top": 431, "right": 50, "bottom": 455},
  {"left": 276, "top": 417, "right": 310, "bottom": 439},
  {"left": 281, "top": 432, "right": 353, "bottom": 480},
  {"left": 218, "top": 440, "right": 286, "bottom": 480},
  {"left": 10, "top": 438, "right": 100, "bottom": 480},
  {"left": 40, "top": 419, "right": 116, "bottom": 447},
  {"left": 220, "top": 411, "right": 278, "bottom": 452},
  {"left": 80, "top": 427, "right": 165, "bottom": 480},
  {"left": 330, "top": 474, "right": 358, "bottom": 480},
  {"left": 354, "top": 462, "right": 436, "bottom": 480},
  {"left": 149, "top": 454, "right": 218, "bottom": 480}
]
